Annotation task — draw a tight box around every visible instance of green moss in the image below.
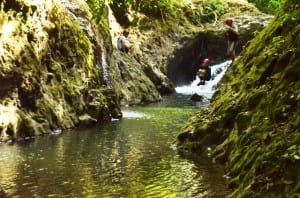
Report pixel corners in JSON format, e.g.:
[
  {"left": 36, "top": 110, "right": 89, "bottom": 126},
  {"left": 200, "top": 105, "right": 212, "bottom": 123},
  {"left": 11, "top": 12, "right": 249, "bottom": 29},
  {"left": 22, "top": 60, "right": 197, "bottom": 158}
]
[
  {"left": 235, "top": 111, "right": 252, "bottom": 133},
  {"left": 17, "top": 111, "right": 36, "bottom": 137},
  {"left": 247, "top": 90, "right": 265, "bottom": 110}
]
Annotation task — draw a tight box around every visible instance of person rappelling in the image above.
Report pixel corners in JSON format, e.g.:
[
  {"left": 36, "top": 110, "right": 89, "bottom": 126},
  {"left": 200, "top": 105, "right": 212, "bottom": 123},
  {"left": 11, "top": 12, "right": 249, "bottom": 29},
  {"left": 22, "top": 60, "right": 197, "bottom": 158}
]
[{"left": 197, "top": 58, "right": 211, "bottom": 86}]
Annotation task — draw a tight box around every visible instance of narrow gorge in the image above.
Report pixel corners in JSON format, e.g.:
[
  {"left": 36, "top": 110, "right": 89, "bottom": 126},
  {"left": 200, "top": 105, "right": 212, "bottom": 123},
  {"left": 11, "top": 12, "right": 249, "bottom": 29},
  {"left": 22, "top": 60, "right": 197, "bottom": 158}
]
[{"left": 0, "top": 0, "right": 298, "bottom": 197}]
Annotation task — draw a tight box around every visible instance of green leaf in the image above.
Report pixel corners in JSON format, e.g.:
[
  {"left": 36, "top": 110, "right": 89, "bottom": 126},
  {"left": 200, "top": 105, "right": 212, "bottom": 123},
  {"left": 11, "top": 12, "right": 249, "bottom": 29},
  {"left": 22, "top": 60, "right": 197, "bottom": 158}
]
[{"left": 293, "top": 155, "right": 300, "bottom": 160}]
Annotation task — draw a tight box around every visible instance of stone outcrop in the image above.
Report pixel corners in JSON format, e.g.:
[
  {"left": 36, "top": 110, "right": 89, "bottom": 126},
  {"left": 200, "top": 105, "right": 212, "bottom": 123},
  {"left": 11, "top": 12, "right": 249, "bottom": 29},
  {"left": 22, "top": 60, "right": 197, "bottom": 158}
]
[{"left": 109, "top": 51, "right": 163, "bottom": 106}]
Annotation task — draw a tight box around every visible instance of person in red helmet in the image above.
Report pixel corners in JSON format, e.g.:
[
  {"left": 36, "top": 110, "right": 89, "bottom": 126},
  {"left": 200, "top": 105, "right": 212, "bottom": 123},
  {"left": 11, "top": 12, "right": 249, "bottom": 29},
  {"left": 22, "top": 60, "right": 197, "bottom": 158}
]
[
  {"left": 197, "top": 58, "right": 211, "bottom": 86},
  {"left": 225, "top": 18, "right": 239, "bottom": 62}
]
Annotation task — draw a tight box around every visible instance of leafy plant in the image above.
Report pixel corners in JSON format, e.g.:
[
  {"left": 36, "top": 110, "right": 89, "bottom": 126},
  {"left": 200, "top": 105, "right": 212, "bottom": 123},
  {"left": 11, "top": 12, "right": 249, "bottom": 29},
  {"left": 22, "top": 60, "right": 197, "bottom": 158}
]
[
  {"left": 136, "top": 0, "right": 185, "bottom": 19},
  {"left": 86, "top": 0, "right": 106, "bottom": 22},
  {"left": 248, "top": 0, "right": 286, "bottom": 14},
  {"left": 272, "top": 35, "right": 282, "bottom": 43},
  {"left": 87, "top": 0, "right": 186, "bottom": 23},
  {"left": 183, "top": 0, "right": 226, "bottom": 25}
]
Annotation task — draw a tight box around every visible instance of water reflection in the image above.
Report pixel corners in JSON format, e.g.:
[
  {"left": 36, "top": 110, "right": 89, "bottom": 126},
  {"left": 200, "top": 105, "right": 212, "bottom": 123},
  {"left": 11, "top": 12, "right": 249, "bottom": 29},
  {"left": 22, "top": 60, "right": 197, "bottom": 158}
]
[{"left": 0, "top": 106, "right": 230, "bottom": 197}]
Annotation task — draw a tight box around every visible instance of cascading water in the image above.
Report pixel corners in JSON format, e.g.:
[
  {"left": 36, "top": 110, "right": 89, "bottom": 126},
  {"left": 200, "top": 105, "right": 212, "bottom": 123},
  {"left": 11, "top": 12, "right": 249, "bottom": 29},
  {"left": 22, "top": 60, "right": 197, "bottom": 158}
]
[
  {"left": 175, "top": 60, "right": 231, "bottom": 99},
  {"left": 100, "top": 53, "right": 113, "bottom": 88}
]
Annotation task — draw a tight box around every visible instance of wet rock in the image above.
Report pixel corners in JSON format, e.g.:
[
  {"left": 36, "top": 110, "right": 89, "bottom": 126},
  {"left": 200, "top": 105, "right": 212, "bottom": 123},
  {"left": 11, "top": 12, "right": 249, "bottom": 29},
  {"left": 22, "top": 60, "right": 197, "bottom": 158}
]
[
  {"left": 190, "top": 93, "right": 204, "bottom": 102},
  {"left": 78, "top": 114, "right": 98, "bottom": 126},
  {"left": 50, "top": 129, "right": 62, "bottom": 136}
]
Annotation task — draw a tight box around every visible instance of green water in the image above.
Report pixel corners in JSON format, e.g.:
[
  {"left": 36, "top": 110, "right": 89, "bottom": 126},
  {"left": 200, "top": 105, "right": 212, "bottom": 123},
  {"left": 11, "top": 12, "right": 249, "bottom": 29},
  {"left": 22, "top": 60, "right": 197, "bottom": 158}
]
[{"left": 0, "top": 94, "right": 230, "bottom": 197}]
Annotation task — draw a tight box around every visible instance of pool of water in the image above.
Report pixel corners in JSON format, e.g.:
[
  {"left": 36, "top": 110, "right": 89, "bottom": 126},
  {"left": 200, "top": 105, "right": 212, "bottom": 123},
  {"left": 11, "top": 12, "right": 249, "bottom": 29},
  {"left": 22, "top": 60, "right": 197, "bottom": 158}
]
[
  {"left": 0, "top": 96, "right": 230, "bottom": 198},
  {"left": 0, "top": 61, "right": 232, "bottom": 197}
]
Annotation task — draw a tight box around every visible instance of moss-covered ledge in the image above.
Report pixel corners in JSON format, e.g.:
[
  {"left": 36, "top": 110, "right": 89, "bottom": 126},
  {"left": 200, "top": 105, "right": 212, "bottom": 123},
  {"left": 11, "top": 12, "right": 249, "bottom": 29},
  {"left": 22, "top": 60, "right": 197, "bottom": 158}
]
[
  {"left": 176, "top": 0, "right": 300, "bottom": 197},
  {"left": 177, "top": 108, "right": 233, "bottom": 154}
]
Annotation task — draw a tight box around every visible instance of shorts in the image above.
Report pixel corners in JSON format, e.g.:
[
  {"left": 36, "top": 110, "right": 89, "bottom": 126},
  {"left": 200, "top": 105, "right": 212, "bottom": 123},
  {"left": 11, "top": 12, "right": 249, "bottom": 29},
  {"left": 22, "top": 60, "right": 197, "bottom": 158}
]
[
  {"left": 227, "top": 40, "right": 238, "bottom": 54},
  {"left": 120, "top": 47, "right": 129, "bottom": 53}
]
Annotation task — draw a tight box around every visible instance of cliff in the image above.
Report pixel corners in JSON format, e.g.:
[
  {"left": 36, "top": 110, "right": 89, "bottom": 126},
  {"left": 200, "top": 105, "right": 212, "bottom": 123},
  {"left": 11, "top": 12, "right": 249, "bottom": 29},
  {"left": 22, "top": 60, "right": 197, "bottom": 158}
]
[
  {"left": 0, "top": 0, "right": 122, "bottom": 142},
  {"left": 177, "top": 0, "right": 300, "bottom": 197}
]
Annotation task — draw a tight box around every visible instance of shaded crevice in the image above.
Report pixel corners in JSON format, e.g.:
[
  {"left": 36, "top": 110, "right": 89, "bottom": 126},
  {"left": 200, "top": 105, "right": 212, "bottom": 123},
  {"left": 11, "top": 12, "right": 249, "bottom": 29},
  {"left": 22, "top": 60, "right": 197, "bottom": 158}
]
[{"left": 167, "top": 36, "right": 206, "bottom": 86}]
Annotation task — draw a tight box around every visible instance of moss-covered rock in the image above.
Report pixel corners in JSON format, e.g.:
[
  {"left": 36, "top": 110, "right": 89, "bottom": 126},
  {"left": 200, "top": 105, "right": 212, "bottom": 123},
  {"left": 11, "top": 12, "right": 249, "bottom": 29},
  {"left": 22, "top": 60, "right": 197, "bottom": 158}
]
[
  {"left": 109, "top": 51, "right": 162, "bottom": 105},
  {"left": 177, "top": 0, "right": 300, "bottom": 197},
  {"left": 0, "top": 0, "right": 121, "bottom": 142}
]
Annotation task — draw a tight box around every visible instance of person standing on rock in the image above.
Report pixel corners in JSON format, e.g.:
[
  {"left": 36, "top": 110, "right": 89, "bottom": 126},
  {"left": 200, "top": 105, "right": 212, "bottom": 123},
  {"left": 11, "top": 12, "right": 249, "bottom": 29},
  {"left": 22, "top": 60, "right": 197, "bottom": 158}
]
[
  {"left": 197, "top": 58, "right": 211, "bottom": 86},
  {"left": 225, "top": 18, "right": 239, "bottom": 62},
  {"left": 117, "top": 29, "right": 130, "bottom": 53}
]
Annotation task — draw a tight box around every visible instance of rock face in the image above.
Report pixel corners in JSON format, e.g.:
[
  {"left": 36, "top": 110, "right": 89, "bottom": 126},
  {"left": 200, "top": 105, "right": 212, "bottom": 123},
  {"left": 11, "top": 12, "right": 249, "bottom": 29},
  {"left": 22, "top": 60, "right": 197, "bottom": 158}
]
[
  {"left": 177, "top": 0, "right": 300, "bottom": 197},
  {"left": 0, "top": 0, "right": 121, "bottom": 142},
  {"left": 109, "top": 51, "right": 163, "bottom": 106}
]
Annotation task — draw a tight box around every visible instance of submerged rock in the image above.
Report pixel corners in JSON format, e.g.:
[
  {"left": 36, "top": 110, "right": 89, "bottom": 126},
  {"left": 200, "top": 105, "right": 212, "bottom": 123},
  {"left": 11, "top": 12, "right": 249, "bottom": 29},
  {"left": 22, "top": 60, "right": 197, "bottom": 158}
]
[{"left": 190, "top": 93, "right": 204, "bottom": 102}]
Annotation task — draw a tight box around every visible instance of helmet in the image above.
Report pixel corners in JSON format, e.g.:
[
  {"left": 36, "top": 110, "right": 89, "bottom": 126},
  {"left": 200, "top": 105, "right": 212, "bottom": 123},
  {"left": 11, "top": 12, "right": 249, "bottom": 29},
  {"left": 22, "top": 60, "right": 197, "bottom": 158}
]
[
  {"left": 123, "top": 29, "right": 129, "bottom": 36},
  {"left": 225, "top": 18, "right": 233, "bottom": 26},
  {"left": 203, "top": 58, "right": 210, "bottom": 64}
]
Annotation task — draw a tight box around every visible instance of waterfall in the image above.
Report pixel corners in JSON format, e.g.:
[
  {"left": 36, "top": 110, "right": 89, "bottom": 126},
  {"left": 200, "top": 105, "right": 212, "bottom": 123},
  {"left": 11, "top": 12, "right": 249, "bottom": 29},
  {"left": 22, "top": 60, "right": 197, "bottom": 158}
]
[
  {"left": 100, "top": 53, "right": 113, "bottom": 88},
  {"left": 175, "top": 60, "right": 231, "bottom": 99},
  {"left": 60, "top": 0, "right": 112, "bottom": 88}
]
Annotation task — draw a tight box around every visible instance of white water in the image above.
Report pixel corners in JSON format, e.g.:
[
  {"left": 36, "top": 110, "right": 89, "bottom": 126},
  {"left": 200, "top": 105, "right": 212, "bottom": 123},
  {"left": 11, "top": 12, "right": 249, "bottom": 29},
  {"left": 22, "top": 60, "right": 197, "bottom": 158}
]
[
  {"left": 101, "top": 52, "right": 113, "bottom": 88},
  {"left": 121, "top": 111, "right": 150, "bottom": 119},
  {"left": 175, "top": 60, "right": 231, "bottom": 99}
]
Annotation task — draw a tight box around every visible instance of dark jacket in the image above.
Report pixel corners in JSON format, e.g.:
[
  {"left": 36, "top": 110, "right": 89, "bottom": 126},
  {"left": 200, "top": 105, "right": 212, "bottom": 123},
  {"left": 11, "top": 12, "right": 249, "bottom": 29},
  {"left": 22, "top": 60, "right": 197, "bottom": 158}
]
[{"left": 228, "top": 24, "right": 239, "bottom": 41}]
